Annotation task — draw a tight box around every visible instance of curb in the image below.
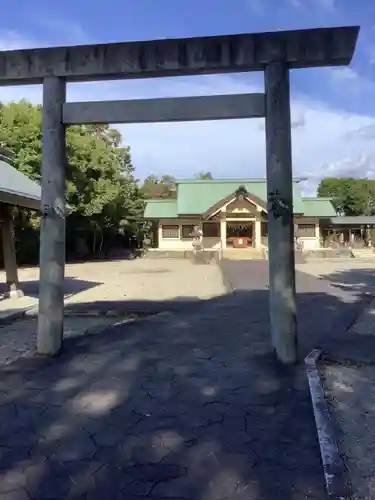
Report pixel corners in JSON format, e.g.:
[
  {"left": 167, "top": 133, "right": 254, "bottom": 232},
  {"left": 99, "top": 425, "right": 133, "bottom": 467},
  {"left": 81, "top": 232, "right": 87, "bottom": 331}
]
[
  {"left": 217, "top": 261, "right": 236, "bottom": 294},
  {"left": 0, "top": 304, "right": 36, "bottom": 326},
  {"left": 0, "top": 292, "right": 79, "bottom": 326},
  {"left": 305, "top": 349, "right": 351, "bottom": 499}
]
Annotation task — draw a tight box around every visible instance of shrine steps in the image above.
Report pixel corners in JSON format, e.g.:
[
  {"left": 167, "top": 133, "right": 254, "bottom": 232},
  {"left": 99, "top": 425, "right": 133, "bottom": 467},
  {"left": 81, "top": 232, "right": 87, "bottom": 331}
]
[
  {"left": 352, "top": 248, "right": 375, "bottom": 259},
  {"left": 222, "top": 248, "right": 266, "bottom": 260}
]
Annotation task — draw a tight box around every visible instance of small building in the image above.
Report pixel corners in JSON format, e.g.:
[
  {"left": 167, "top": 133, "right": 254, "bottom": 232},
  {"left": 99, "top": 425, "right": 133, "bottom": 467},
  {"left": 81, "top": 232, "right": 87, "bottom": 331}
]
[
  {"left": 144, "top": 179, "right": 337, "bottom": 252},
  {"left": 0, "top": 156, "right": 41, "bottom": 298},
  {"left": 322, "top": 216, "right": 375, "bottom": 248}
]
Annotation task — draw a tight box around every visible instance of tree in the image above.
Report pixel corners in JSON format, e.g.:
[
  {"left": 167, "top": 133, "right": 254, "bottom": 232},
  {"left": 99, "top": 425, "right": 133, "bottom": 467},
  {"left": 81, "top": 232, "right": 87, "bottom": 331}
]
[
  {"left": 196, "top": 171, "right": 213, "bottom": 180},
  {"left": 317, "top": 177, "right": 375, "bottom": 216},
  {"left": 0, "top": 99, "right": 145, "bottom": 262},
  {"left": 140, "top": 174, "right": 176, "bottom": 199}
]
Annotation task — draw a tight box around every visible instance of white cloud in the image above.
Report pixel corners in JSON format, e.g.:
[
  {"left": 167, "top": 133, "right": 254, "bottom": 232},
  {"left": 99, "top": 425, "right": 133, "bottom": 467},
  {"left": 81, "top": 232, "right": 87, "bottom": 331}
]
[
  {"left": 247, "top": 0, "right": 265, "bottom": 13},
  {"left": 289, "top": 0, "right": 303, "bottom": 7},
  {"left": 32, "top": 18, "right": 88, "bottom": 45},
  {"left": 289, "top": 0, "right": 336, "bottom": 10},
  {"left": 330, "top": 67, "right": 359, "bottom": 82},
  {"left": 0, "top": 30, "right": 37, "bottom": 50},
  {"left": 0, "top": 31, "right": 374, "bottom": 196},
  {"left": 313, "top": 0, "right": 336, "bottom": 9}
]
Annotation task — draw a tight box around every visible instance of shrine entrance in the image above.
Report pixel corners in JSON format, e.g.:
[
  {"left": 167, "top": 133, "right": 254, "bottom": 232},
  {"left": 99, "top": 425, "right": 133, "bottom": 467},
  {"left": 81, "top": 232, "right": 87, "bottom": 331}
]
[{"left": 227, "top": 221, "right": 254, "bottom": 248}]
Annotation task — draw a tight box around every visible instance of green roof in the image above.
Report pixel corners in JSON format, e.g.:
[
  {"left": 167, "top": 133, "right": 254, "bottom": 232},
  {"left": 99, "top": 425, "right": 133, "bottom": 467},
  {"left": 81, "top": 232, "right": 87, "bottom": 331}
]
[
  {"left": 144, "top": 179, "right": 337, "bottom": 219},
  {"left": 144, "top": 199, "right": 178, "bottom": 219},
  {"left": 176, "top": 179, "right": 304, "bottom": 214},
  {"left": 0, "top": 159, "right": 41, "bottom": 210},
  {"left": 330, "top": 216, "right": 375, "bottom": 225},
  {"left": 302, "top": 197, "right": 337, "bottom": 217}
]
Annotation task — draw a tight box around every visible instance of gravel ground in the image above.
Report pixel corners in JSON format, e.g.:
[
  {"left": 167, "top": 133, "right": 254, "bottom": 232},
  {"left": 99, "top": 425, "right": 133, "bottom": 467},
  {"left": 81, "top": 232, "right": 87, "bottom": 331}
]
[
  {"left": 0, "top": 258, "right": 226, "bottom": 366},
  {"left": 322, "top": 361, "right": 375, "bottom": 500},
  {"left": 0, "top": 258, "right": 226, "bottom": 306}
]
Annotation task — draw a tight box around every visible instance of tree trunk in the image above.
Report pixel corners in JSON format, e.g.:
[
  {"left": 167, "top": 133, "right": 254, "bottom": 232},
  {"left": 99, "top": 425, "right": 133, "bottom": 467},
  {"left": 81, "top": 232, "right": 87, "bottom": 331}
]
[{"left": 92, "top": 231, "right": 96, "bottom": 254}]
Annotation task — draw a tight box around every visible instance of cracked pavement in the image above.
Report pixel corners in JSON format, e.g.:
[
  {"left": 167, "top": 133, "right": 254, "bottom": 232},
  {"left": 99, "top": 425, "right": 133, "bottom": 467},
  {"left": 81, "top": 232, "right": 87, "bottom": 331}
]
[{"left": 0, "top": 260, "right": 367, "bottom": 499}]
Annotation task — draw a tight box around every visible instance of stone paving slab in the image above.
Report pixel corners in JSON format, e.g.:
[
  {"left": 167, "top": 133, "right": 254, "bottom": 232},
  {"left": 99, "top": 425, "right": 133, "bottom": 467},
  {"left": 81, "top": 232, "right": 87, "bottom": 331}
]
[
  {"left": 0, "top": 315, "right": 140, "bottom": 366},
  {"left": 0, "top": 301, "right": 326, "bottom": 500},
  {"left": 318, "top": 296, "right": 375, "bottom": 500}
]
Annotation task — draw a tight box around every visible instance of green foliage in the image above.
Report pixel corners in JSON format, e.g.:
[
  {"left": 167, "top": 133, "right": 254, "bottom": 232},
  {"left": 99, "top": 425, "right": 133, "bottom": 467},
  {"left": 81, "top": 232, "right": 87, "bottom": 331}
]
[
  {"left": 317, "top": 177, "right": 375, "bottom": 216},
  {"left": 140, "top": 171, "right": 214, "bottom": 200},
  {"left": 0, "top": 100, "right": 146, "bottom": 263},
  {"left": 140, "top": 174, "right": 177, "bottom": 199},
  {"left": 196, "top": 171, "right": 213, "bottom": 180}
]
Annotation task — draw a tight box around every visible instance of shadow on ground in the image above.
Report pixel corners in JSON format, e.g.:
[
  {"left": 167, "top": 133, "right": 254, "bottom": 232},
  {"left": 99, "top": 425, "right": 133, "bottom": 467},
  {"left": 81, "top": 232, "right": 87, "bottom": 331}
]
[
  {"left": 323, "top": 267, "right": 375, "bottom": 294},
  {"left": 0, "top": 278, "right": 103, "bottom": 323},
  {"left": 322, "top": 359, "right": 375, "bottom": 500},
  {"left": 0, "top": 263, "right": 374, "bottom": 499},
  {"left": 0, "top": 278, "right": 103, "bottom": 301}
]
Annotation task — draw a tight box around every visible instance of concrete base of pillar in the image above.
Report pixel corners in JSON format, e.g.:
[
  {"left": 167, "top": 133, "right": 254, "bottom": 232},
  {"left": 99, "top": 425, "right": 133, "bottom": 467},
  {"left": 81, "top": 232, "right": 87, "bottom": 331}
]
[{"left": 3, "top": 284, "right": 24, "bottom": 299}]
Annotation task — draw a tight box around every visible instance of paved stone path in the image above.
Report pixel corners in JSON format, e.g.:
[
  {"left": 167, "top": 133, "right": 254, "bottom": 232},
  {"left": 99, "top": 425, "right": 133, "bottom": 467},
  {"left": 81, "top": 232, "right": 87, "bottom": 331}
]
[
  {"left": 323, "top": 361, "right": 375, "bottom": 500},
  {"left": 0, "top": 315, "right": 138, "bottom": 366},
  {"left": 320, "top": 295, "right": 375, "bottom": 500},
  {"left": 0, "top": 260, "right": 370, "bottom": 499}
]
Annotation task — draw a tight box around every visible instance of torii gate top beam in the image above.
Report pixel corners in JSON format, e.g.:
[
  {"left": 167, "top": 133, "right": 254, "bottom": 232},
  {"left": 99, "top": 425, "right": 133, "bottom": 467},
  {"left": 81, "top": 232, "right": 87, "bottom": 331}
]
[{"left": 0, "top": 26, "right": 359, "bottom": 86}]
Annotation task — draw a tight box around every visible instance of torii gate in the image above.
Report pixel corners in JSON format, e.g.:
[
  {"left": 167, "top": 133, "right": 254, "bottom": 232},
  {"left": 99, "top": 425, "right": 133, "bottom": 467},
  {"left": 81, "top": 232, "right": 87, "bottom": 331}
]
[{"left": 0, "top": 26, "right": 359, "bottom": 364}]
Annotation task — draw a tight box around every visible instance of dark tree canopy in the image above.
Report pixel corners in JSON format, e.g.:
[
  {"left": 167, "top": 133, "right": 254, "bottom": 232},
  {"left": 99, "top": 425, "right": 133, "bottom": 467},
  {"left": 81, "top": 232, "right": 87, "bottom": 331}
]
[
  {"left": 196, "top": 171, "right": 213, "bottom": 180},
  {"left": 140, "top": 174, "right": 177, "bottom": 199},
  {"left": 0, "top": 99, "right": 146, "bottom": 263},
  {"left": 317, "top": 177, "right": 375, "bottom": 216}
]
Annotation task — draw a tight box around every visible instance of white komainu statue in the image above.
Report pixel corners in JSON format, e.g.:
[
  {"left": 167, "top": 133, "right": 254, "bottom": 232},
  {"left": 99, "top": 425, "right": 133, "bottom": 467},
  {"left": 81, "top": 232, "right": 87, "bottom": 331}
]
[{"left": 191, "top": 225, "right": 203, "bottom": 252}]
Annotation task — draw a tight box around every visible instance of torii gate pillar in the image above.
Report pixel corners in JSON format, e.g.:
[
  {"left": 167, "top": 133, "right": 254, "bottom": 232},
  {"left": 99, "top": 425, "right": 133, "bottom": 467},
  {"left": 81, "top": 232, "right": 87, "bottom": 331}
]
[
  {"left": 265, "top": 62, "right": 297, "bottom": 363},
  {"left": 37, "top": 77, "right": 67, "bottom": 355}
]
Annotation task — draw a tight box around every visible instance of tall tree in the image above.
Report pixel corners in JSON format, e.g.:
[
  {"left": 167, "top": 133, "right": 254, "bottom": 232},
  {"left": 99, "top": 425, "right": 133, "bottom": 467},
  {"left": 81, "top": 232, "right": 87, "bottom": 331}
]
[
  {"left": 317, "top": 177, "right": 375, "bottom": 216},
  {"left": 0, "top": 99, "right": 145, "bottom": 261},
  {"left": 140, "top": 174, "right": 176, "bottom": 199}
]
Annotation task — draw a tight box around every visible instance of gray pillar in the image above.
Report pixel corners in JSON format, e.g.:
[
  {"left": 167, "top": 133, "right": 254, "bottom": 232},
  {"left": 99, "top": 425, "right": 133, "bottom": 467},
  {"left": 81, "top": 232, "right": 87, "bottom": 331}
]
[
  {"left": 265, "top": 62, "right": 297, "bottom": 364},
  {"left": 37, "top": 76, "right": 66, "bottom": 356},
  {"left": 1, "top": 205, "right": 23, "bottom": 298}
]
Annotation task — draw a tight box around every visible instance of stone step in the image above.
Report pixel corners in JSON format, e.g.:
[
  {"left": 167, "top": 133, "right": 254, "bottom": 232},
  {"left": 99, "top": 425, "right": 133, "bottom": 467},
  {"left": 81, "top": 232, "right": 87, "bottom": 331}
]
[
  {"left": 223, "top": 248, "right": 266, "bottom": 260},
  {"left": 353, "top": 248, "right": 375, "bottom": 258}
]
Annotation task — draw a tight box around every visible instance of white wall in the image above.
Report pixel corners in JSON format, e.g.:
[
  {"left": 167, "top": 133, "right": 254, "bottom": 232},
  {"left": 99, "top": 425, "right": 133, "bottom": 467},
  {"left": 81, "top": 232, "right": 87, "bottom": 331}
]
[
  {"left": 158, "top": 219, "right": 198, "bottom": 251},
  {"left": 157, "top": 220, "right": 222, "bottom": 250},
  {"left": 295, "top": 217, "right": 321, "bottom": 250},
  {"left": 300, "top": 237, "right": 319, "bottom": 250},
  {"left": 203, "top": 237, "right": 221, "bottom": 249},
  {"left": 156, "top": 218, "right": 321, "bottom": 251}
]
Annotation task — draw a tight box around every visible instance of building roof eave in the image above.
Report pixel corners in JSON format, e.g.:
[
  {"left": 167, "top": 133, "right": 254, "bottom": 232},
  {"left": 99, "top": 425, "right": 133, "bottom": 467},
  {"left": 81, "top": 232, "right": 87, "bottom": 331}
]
[{"left": 0, "top": 191, "right": 40, "bottom": 211}]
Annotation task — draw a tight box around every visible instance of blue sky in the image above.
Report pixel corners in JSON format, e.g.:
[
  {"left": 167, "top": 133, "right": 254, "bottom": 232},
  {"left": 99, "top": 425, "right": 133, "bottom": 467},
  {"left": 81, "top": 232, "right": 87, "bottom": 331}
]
[{"left": 0, "top": 0, "right": 374, "bottom": 193}]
